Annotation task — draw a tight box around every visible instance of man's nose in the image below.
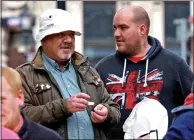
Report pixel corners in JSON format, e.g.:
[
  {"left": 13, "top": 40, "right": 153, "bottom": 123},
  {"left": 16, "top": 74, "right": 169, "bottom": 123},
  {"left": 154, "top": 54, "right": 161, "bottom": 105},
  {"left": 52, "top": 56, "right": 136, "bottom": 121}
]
[
  {"left": 114, "top": 29, "right": 121, "bottom": 38},
  {"left": 62, "top": 34, "right": 73, "bottom": 42}
]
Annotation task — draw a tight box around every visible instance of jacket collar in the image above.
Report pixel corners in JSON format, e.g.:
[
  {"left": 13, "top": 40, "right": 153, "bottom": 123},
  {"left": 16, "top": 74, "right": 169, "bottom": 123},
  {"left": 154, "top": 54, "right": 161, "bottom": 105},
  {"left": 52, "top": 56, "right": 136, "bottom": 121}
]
[
  {"left": 31, "top": 47, "right": 89, "bottom": 70},
  {"left": 171, "top": 93, "right": 194, "bottom": 114},
  {"left": 17, "top": 112, "right": 29, "bottom": 139}
]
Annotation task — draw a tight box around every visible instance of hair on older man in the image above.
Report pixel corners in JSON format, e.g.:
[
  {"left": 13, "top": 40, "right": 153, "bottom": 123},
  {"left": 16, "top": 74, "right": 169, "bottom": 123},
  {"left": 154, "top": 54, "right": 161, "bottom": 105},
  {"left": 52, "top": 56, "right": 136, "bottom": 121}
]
[{"left": 2, "top": 66, "right": 22, "bottom": 95}]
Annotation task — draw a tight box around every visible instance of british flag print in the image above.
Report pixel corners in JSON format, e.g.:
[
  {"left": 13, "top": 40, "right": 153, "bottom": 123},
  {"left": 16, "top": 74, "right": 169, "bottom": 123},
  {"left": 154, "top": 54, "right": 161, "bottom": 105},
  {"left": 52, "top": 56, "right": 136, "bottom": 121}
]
[{"left": 106, "top": 69, "right": 163, "bottom": 109}]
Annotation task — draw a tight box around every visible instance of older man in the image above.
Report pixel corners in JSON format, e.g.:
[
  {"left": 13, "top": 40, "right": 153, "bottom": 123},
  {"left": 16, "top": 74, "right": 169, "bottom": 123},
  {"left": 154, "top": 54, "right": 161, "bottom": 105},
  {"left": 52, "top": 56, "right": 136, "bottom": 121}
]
[
  {"left": 16, "top": 9, "right": 120, "bottom": 139},
  {"left": 1, "top": 66, "right": 62, "bottom": 140}
]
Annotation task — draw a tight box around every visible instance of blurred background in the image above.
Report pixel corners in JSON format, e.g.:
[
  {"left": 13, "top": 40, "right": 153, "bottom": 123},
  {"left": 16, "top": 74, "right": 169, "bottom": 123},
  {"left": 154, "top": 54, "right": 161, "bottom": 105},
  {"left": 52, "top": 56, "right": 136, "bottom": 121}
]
[{"left": 1, "top": 1, "right": 194, "bottom": 71}]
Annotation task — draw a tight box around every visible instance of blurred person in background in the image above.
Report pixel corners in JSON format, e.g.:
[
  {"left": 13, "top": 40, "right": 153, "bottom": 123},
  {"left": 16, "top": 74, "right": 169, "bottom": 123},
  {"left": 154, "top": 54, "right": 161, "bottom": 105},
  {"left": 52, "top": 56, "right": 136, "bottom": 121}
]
[
  {"left": 163, "top": 82, "right": 194, "bottom": 140},
  {"left": 1, "top": 66, "right": 62, "bottom": 140},
  {"left": 16, "top": 9, "right": 120, "bottom": 139},
  {"left": 95, "top": 5, "right": 194, "bottom": 139}
]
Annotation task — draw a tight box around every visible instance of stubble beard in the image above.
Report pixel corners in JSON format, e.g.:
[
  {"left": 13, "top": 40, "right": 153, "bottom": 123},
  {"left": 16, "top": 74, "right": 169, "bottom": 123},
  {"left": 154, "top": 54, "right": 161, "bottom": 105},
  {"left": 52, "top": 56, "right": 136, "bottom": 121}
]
[{"left": 57, "top": 49, "right": 72, "bottom": 61}]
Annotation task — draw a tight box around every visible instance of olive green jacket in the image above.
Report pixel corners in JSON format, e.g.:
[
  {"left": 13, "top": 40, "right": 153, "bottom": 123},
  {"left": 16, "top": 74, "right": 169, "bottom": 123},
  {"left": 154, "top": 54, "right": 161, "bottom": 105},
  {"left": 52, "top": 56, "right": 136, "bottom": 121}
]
[{"left": 16, "top": 47, "right": 121, "bottom": 140}]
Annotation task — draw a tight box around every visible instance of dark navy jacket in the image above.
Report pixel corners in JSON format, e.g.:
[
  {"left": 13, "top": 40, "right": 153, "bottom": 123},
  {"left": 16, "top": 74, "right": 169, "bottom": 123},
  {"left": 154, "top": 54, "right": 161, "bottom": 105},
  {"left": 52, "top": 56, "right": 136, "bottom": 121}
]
[
  {"left": 163, "top": 93, "right": 194, "bottom": 140},
  {"left": 18, "top": 114, "right": 62, "bottom": 140}
]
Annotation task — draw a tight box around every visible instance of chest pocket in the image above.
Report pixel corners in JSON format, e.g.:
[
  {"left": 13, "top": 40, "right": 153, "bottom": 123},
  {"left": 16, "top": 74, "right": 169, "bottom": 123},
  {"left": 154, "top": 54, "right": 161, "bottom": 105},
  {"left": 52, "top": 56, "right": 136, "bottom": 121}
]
[
  {"left": 30, "top": 82, "right": 53, "bottom": 105},
  {"left": 35, "top": 83, "right": 52, "bottom": 94}
]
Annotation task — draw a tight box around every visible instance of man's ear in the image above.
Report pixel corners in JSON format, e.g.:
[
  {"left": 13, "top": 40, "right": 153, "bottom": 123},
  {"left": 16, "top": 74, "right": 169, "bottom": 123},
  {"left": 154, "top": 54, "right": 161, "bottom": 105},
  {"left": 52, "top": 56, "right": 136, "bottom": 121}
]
[
  {"left": 139, "top": 24, "right": 147, "bottom": 36},
  {"left": 17, "top": 89, "right": 24, "bottom": 107}
]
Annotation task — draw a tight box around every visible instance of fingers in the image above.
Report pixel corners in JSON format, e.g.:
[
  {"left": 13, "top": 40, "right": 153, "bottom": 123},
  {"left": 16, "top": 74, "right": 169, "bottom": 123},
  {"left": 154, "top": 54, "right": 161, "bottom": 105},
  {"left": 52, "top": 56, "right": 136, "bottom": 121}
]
[
  {"left": 76, "top": 93, "right": 90, "bottom": 100},
  {"left": 94, "top": 104, "right": 104, "bottom": 110},
  {"left": 93, "top": 104, "right": 107, "bottom": 116},
  {"left": 67, "top": 93, "right": 91, "bottom": 113},
  {"left": 91, "top": 104, "right": 108, "bottom": 123},
  {"left": 91, "top": 111, "right": 98, "bottom": 123},
  {"left": 74, "top": 102, "right": 87, "bottom": 109},
  {"left": 76, "top": 98, "right": 88, "bottom": 106},
  {"left": 91, "top": 111, "right": 105, "bottom": 123}
]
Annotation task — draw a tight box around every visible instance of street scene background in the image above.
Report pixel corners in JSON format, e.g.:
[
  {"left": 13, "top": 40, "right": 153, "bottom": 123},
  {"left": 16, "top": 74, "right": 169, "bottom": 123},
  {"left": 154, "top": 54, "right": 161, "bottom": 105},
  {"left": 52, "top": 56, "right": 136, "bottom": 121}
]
[{"left": 1, "top": 1, "right": 194, "bottom": 71}]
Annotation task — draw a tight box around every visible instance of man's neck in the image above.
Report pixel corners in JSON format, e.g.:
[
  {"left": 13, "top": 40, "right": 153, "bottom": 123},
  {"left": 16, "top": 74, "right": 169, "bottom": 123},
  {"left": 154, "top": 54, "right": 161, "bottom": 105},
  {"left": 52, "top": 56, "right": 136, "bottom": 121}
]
[
  {"left": 132, "top": 42, "right": 151, "bottom": 57},
  {"left": 13, "top": 115, "right": 24, "bottom": 133}
]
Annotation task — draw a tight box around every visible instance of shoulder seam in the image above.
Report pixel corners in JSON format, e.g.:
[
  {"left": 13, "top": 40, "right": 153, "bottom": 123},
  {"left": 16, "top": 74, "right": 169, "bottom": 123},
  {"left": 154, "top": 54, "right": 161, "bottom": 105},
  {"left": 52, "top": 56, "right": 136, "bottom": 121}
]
[{"left": 16, "top": 62, "right": 31, "bottom": 69}]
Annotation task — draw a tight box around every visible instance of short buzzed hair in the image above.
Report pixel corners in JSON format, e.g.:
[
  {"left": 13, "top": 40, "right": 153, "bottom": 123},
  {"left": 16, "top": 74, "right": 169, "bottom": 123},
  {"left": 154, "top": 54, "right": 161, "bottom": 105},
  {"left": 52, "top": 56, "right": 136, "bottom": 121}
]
[
  {"left": 2, "top": 66, "right": 22, "bottom": 95},
  {"left": 131, "top": 6, "right": 150, "bottom": 34}
]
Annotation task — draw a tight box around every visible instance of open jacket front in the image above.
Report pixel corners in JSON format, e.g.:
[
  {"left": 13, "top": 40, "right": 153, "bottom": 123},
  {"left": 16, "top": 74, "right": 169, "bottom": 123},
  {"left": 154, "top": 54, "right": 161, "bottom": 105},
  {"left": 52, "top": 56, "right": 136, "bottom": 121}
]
[{"left": 16, "top": 47, "right": 121, "bottom": 139}]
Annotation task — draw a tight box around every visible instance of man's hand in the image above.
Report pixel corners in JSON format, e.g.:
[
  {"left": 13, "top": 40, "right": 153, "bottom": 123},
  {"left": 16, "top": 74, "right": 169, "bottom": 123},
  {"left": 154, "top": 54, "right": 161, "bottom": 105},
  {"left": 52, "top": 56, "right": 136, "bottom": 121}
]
[
  {"left": 67, "top": 93, "right": 90, "bottom": 113},
  {"left": 91, "top": 104, "right": 108, "bottom": 123}
]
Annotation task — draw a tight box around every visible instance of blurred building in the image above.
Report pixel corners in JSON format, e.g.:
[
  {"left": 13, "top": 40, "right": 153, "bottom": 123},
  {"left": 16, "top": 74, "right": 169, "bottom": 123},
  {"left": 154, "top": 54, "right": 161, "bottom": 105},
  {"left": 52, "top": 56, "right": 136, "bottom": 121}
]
[
  {"left": 2, "top": 28, "right": 8, "bottom": 66},
  {"left": 188, "top": 15, "right": 194, "bottom": 71},
  {"left": 1, "top": 1, "right": 193, "bottom": 68},
  {"left": 188, "top": 1, "right": 194, "bottom": 71},
  {"left": 2, "top": 1, "right": 35, "bottom": 68},
  {"left": 1, "top": 1, "right": 56, "bottom": 68}
]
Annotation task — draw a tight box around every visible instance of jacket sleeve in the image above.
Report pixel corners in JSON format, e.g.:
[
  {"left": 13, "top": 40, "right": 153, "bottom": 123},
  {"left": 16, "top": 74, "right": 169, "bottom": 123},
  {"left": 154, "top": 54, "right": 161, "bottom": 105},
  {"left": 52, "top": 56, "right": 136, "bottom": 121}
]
[
  {"left": 17, "top": 67, "right": 72, "bottom": 124},
  {"left": 99, "top": 86, "right": 121, "bottom": 129},
  {"left": 163, "top": 111, "right": 194, "bottom": 140},
  {"left": 90, "top": 67, "right": 121, "bottom": 130},
  {"left": 174, "top": 59, "right": 194, "bottom": 105}
]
